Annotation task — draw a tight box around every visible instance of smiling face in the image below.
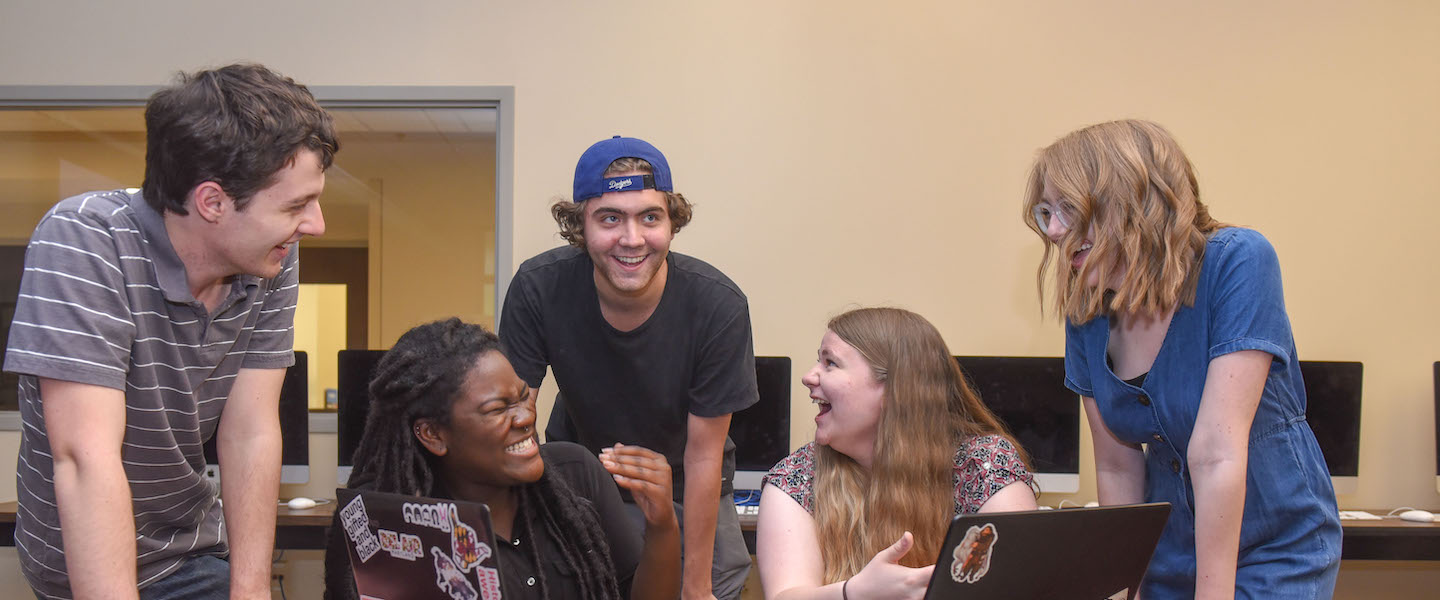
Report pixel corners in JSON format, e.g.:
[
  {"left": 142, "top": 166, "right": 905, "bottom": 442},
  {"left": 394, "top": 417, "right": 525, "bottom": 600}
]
[
  {"left": 424, "top": 350, "right": 543, "bottom": 499},
  {"left": 582, "top": 175, "right": 674, "bottom": 301},
  {"left": 802, "top": 330, "right": 887, "bottom": 467},
  {"left": 1040, "top": 178, "right": 1123, "bottom": 290},
  {"left": 212, "top": 149, "right": 327, "bottom": 278}
]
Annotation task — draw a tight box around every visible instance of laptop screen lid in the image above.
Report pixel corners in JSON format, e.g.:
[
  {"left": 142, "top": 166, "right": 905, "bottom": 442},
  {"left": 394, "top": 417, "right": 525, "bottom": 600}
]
[
  {"left": 925, "top": 502, "right": 1170, "bottom": 600},
  {"left": 336, "top": 488, "right": 504, "bottom": 600}
]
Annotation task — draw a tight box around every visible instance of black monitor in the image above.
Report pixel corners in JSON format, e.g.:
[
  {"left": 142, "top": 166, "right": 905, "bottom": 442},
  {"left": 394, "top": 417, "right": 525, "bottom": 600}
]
[
  {"left": 1298, "top": 361, "right": 1362, "bottom": 494},
  {"left": 732, "top": 357, "right": 792, "bottom": 490},
  {"left": 336, "top": 349, "right": 387, "bottom": 485},
  {"left": 954, "top": 356, "right": 1081, "bottom": 493},
  {"left": 203, "top": 350, "right": 310, "bottom": 484},
  {"left": 1434, "top": 362, "right": 1439, "bottom": 495}
]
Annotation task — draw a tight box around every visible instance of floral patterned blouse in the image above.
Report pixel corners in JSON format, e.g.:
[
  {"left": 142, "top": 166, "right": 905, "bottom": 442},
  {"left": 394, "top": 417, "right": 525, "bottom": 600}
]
[{"left": 762, "top": 435, "right": 1035, "bottom": 515}]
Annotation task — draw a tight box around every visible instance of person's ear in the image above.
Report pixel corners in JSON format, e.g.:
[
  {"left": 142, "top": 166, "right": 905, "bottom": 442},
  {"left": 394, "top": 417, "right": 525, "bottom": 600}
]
[
  {"left": 189, "top": 182, "right": 229, "bottom": 224},
  {"left": 414, "top": 419, "right": 448, "bottom": 456}
]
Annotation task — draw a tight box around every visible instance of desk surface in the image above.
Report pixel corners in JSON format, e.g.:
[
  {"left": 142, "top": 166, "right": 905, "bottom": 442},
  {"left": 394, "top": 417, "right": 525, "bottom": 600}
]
[{"left": 2, "top": 501, "right": 1436, "bottom": 560}]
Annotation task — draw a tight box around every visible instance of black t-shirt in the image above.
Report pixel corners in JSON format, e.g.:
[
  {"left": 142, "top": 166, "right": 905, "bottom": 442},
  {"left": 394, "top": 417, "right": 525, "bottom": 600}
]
[
  {"left": 499, "top": 246, "right": 759, "bottom": 500},
  {"left": 324, "top": 442, "right": 643, "bottom": 600}
]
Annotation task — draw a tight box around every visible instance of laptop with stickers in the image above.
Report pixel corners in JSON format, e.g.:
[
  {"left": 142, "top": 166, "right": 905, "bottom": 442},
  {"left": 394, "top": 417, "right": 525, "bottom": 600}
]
[
  {"left": 336, "top": 488, "right": 504, "bottom": 600},
  {"left": 925, "top": 502, "right": 1170, "bottom": 600}
]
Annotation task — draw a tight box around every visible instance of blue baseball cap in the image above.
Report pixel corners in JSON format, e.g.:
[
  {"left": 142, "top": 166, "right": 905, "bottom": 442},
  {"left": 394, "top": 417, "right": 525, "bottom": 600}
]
[{"left": 572, "top": 136, "right": 673, "bottom": 203}]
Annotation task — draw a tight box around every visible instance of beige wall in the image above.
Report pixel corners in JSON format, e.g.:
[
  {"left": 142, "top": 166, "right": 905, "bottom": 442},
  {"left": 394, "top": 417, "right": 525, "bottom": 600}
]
[{"left": 1, "top": 0, "right": 1438, "bottom": 596}]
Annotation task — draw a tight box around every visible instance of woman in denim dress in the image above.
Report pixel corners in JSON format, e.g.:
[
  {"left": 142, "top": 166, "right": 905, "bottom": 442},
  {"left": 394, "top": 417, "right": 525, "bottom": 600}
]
[{"left": 1021, "top": 120, "right": 1341, "bottom": 599}]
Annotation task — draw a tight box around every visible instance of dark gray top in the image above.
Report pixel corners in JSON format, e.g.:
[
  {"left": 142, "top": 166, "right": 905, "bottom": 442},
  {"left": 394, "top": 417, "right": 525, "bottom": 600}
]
[{"left": 3, "top": 189, "right": 298, "bottom": 599}]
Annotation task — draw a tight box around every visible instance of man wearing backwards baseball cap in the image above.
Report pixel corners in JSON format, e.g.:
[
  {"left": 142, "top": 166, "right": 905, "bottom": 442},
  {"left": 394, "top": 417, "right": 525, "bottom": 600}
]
[{"left": 500, "top": 136, "right": 757, "bottom": 599}]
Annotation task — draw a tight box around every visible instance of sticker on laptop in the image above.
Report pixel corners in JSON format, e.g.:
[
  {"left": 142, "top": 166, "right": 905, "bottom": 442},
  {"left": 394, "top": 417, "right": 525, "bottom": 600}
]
[
  {"left": 950, "top": 523, "right": 998, "bottom": 584},
  {"left": 339, "top": 495, "right": 382, "bottom": 563},
  {"left": 377, "top": 528, "right": 424, "bottom": 561},
  {"left": 1105, "top": 589, "right": 1130, "bottom": 600},
  {"left": 432, "top": 546, "right": 479, "bottom": 600},
  {"left": 449, "top": 504, "right": 490, "bottom": 572}
]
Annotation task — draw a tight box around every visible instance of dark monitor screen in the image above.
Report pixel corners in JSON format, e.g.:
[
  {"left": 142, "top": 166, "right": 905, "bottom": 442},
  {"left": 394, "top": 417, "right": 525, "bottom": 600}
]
[
  {"left": 732, "top": 357, "right": 792, "bottom": 489},
  {"left": 203, "top": 350, "right": 309, "bottom": 484},
  {"left": 954, "top": 356, "right": 1081, "bottom": 493},
  {"left": 1434, "top": 362, "right": 1439, "bottom": 479},
  {"left": 1299, "top": 361, "right": 1362, "bottom": 479},
  {"left": 337, "top": 349, "right": 387, "bottom": 483}
]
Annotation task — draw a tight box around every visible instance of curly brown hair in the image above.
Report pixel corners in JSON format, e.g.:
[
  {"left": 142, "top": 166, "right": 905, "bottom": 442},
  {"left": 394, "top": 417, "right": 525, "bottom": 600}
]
[{"left": 551, "top": 157, "right": 693, "bottom": 248}]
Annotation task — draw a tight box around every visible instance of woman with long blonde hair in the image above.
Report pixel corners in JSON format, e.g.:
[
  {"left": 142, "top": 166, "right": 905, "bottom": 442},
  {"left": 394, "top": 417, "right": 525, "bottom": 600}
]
[
  {"left": 1024, "top": 119, "right": 1340, "bottom": 598},
  {"left": 756, "top": 307, "right": 1037, "bottom": 600}
]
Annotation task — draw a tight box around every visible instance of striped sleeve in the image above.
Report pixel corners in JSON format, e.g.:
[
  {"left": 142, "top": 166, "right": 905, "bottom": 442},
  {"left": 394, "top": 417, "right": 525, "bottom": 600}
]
[
  {"left": 4, "top": 205, "right": 136, "bottom": 389},
  {"left": 242, "top": 244, "right": 298, "bottom": 369}
]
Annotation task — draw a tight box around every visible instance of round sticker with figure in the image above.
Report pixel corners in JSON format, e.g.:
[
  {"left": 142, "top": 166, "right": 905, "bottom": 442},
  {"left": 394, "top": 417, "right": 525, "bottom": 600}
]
[{"left": 950, "top": 523, "right": 998, "bottom": 584}]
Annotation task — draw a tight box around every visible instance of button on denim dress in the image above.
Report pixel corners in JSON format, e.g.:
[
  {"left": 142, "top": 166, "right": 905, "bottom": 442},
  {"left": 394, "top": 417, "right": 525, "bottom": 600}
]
[{"left": 1064, "top": 228, "right": 1341, "bottom": 599}]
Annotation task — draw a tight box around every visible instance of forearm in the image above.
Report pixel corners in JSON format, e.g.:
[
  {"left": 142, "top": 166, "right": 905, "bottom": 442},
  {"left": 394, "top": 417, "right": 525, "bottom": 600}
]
[
  {"left": 1094, "top": 456, "right": 1146, "bottom": 505},
  {"left": 1189, "top": 454, "right": 1247, "bottom": 599},
  {"left": 53, "top": 454, "right": 140, "bottom": 600},
  {"left": 771, "top": 582, "right": 845, "bottom": 600},
  {"left": 631, "top": 510, "right": 682, "bottom": 600},
  {"left": 681, "top": 454, "right": 722, "bottom": 598},
  {"left": 220, "top": 426, "right": 282, "bottom": 599}
]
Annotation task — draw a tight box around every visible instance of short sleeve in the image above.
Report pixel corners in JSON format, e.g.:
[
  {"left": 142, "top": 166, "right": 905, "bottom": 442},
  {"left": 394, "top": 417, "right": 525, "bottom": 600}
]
[
  {"left": 762, "top": 443, "right": 816, "bottom": 513},
  {"left": 242, "top": 245, "right": 299, "bottom": 370},
  {"left": 687, "top": 298, "right": 758, "bottom": 418},
  {"left": 3, "top": 208, "right": 136, "bottom": 389},
  {"left": 954, "top": 435, "right": 1036, "bottom": 515},
  {"left": 1205, "top": 229, "right": 1293, "bottom": 366},
  {"left": 1063, "top": 320, "right": 1094, "bottom": 397},
  {"left": 497, "top": 269, "right": 550, "bottom": 389}
]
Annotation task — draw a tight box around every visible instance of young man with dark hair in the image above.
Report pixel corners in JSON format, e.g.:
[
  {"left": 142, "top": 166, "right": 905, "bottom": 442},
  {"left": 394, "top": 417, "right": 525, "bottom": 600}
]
[
  {"left": 500, "top": 136, "right": 757, "bottom": 600},
  {"left": 4, "top": 63, "right": 337, "bottom": 600}
]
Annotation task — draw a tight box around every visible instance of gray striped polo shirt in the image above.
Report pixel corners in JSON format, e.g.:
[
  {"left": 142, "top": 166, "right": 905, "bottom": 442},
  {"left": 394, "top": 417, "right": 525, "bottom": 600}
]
[{"left": 3, "top": 189, "right": 298, "bottom": 599}]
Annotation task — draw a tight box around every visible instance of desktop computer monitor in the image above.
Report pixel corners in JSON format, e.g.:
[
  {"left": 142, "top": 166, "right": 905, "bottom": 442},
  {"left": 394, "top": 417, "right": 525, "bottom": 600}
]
[
  {"left": 336, "top": 349, "right": 388, "bottom": 486},
  {"left": 1299, "top": 360, "right": 1362, "bottom": 495},
  {"left": 203, "top": 351, "right": 310, "bottom": 484},
  {"left": 954, "top": 356, "right": 1081, "bottom": 494},
  {"left": 1432, "top": 362, "right": 1438, "bottom": 495},
  {"left": 731, "top": 357, "right": 792, "bottom": 490}
]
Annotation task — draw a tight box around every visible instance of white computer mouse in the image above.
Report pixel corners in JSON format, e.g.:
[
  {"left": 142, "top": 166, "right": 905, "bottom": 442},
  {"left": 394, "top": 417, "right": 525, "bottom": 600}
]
[
  {"left": 287, "top": 497, "right": 318, "bottom": 510},
  {"left": 1398, "top": 509, "right": 1435, "bottom": 523},
  {"left": 1084, "top": 501, "right": 1100, "bottom": 508}
]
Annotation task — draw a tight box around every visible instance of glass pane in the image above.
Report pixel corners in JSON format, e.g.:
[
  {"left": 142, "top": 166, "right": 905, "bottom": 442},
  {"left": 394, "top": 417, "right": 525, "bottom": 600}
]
[{"left": 0, "top": 104, "right": 499, "bottom": 413}]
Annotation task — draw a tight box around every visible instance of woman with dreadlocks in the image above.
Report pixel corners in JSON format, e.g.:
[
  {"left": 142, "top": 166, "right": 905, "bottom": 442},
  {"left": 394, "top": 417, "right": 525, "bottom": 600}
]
[{"left": 323, "top": 318, "right": 680, "bottom": 600}]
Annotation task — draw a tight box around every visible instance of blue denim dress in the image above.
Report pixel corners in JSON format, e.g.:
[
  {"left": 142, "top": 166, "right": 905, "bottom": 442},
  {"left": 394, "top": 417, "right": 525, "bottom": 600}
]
[{"left": 1064, "top": 228, "right": 1341, "bottom": 599}]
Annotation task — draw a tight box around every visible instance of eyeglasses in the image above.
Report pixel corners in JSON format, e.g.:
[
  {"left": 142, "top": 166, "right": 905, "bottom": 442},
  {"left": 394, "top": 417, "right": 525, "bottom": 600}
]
[{"left": 1032, "top": 201, "right": 1077, "bottom": 232}]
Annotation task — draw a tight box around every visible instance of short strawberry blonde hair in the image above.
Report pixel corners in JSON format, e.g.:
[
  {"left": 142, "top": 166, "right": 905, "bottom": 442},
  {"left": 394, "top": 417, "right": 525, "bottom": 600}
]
[{"left": 1023, "top": 119, "right": 1224, "bottom": 323}]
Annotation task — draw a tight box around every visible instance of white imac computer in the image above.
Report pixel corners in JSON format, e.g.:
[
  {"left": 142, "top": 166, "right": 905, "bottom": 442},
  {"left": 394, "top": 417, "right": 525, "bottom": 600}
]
[
  {"left": 954, "top": 356, "right": 1081, "bottom": 494},
  {"left": 731, "top": 357, "right": 792, "bottom": 491},
  {"left": 336, "top": 349, "right": 387, "bottom": 486},
  {"left": 1299, "top": 361, "right": 1362, "bottom": 495},
  {"left": 203, "top": 350, "right": 310, "bottom": 484}
]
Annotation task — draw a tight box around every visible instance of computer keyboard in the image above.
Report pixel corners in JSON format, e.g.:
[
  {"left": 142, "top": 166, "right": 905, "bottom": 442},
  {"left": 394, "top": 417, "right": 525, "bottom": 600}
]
[{"left": 1338, "top": 510, "right": 1381, "bottom": 520}]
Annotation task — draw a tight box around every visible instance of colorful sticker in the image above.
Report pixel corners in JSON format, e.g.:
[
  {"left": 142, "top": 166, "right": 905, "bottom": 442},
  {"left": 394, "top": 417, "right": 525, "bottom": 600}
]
[
  {"left": 449, "top": 504, "right": 491, "bottom": 572},
  {"left": 377, "top": 528, "right": 425, "bottom": 561},
  {"left": 950, "top": 523, "right": 998, "bottom": 584},
  {"left": 432, "top": 546, "right": 479, "bottom": 600},
  {"left": 340, "top": 495, "right": 381, "bottom": 563}
]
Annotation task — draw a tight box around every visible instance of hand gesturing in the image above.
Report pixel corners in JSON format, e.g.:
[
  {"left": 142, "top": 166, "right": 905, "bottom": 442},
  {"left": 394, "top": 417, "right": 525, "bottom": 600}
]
[{"left": 599, "top": 443, "right": 677, "bottom": 529}]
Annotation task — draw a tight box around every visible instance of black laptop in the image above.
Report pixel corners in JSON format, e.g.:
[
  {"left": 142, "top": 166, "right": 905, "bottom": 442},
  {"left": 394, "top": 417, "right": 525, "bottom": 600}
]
[
  {"left": 336, "top": 488, "right": 504, "bottom": 600},
  {"left": 925, "top": 503, "right": 1170, "bottom": 600}
]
